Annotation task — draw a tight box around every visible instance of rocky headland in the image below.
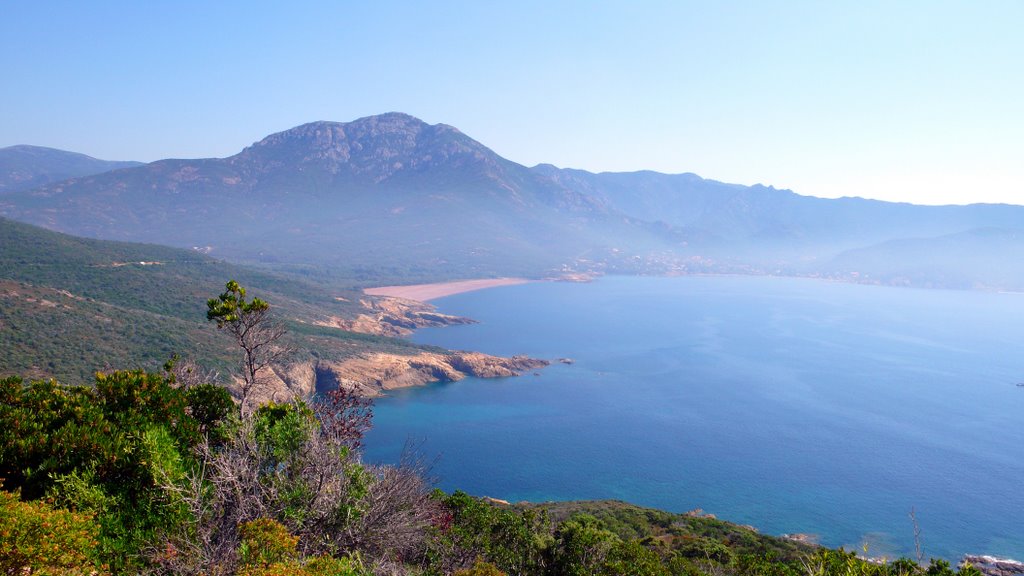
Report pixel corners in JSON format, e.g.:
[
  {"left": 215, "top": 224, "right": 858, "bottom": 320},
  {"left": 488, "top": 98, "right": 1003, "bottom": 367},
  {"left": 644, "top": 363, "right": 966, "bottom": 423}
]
[
  {"left": 246, "top": 351, "right": 549, "bottom": 405},
  {"left": 317, "top": 296, "right": 476, "bottom": 337},
  {"left": 224, "top": 288, "right": 551, "bottom": 404}
]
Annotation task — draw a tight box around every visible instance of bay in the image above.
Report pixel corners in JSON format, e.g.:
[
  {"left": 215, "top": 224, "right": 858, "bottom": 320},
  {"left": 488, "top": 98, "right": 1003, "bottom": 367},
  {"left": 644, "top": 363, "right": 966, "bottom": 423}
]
[{"left": 362, "top": 275, "right": 1024, "bottom": 561}]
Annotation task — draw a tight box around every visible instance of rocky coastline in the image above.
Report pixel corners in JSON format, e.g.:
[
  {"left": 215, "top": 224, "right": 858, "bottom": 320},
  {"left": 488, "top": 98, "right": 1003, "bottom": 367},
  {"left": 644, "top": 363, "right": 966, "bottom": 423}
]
[
  {"left": 247, "top": 351, "right": 548, "bottom": 405},
  {"left": 961, "top": 556, "right": 1024, "bottom": 576},
  {"left": 245, "top": 293, "right": 550, "bottom": 403}
]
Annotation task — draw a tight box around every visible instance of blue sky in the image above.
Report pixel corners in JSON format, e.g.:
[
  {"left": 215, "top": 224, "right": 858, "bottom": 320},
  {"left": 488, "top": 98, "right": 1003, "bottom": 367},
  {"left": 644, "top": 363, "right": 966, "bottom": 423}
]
[{"left": 2, "top": 1, "right": 1021, "bottom": 205}]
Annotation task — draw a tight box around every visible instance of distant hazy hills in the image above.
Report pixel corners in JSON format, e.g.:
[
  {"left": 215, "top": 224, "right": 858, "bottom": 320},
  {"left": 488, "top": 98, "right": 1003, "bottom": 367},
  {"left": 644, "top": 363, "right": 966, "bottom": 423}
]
[
  {"left": 2, "top": 113, "right": 1023, "bottom": 289},
  {"left": 0, "top": 145, "right": 143, "bottom": 195}
]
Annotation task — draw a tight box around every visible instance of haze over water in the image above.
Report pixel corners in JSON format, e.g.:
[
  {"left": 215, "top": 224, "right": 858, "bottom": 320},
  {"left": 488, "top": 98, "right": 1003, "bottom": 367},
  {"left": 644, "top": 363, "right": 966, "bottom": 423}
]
[{"left": 364, "top": 276, "right": 1024, "bottom": 561}]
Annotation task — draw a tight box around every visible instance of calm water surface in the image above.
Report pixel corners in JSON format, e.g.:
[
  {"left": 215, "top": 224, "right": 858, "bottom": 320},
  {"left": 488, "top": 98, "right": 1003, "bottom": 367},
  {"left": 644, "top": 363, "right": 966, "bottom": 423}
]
[{"left": 363, "top": 276, "right": 1024, "bottom": 560}]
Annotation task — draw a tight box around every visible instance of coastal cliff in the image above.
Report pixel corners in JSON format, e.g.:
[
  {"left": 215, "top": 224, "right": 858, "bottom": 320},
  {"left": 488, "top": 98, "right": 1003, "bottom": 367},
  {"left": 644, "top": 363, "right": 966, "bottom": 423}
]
[{"left": 245, "top": 350, "right": 549, "bottom": 404}]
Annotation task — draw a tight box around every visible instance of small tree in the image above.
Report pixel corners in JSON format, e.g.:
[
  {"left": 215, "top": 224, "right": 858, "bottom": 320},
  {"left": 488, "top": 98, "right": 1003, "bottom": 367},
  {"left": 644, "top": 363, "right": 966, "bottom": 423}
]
[{"left": 207, "top": 280, "right": 288, "bottom": 413}]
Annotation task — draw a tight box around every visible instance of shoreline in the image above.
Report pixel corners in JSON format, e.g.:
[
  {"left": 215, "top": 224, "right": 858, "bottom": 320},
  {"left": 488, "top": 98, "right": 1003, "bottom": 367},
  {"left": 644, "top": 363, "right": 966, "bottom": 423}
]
[{"left": 363, "top": 277, "right": 532, "bottom": 302}]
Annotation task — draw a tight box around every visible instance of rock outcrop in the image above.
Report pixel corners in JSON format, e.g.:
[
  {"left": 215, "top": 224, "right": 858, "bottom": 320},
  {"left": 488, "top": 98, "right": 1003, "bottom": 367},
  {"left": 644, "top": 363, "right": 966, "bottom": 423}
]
[
  {"left": 318, "top": 296, "right": 475, "bottom": 337},
  {"left": 962, "top": 556, "right": 1024, "bottom": 576},
  {"left": 318, "top": 351, "right": 549, "bottom": 397},
  {"left": 244, "top": 350, "right": 549, "bottom": 404}
]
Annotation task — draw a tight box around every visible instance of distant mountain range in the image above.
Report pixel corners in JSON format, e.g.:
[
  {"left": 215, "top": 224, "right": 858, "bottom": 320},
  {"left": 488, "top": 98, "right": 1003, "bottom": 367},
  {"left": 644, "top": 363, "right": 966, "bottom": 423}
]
[
  {"left": 2, "top": 113, "right": 1022, "bottom": 289},
  {"left": 0, "top": 145, "right": 143, "bottom": 195}
]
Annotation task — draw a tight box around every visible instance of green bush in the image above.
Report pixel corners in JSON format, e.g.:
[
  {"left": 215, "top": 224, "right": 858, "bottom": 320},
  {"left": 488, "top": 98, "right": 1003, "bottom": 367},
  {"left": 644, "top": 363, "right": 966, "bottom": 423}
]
[
  {"left": 454, "top": 559, "right": 508, "bottom": 576},
  {"left": 238, "top": 517, "right": 300, "bottom": 569},
  {"left": 550, "top": 514, "right": 620, "bottom": 576},
  {"left": 0, "top": 370, "right": 209, "bottom": 572},
  {"left": 428, "top": 490, "right": 550, "bottom": 575},
  {"left": 0, "top": 488, "right": 108, "bottom": 575},
  {"left": 238, "top": 555, "right": 368, "bottom": 576},
  {"left": 185, "top": 382, "right": 236, "bottom": 442}
]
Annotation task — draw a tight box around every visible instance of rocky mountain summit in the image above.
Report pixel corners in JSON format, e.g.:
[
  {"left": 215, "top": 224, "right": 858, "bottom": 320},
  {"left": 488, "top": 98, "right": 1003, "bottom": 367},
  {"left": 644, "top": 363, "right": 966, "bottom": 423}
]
[
  {"left": 0, "top": 113, "right": 641, "bottom": 281},
  {"left": 234, "top": 113, "right": 506, "bottom": 181}
]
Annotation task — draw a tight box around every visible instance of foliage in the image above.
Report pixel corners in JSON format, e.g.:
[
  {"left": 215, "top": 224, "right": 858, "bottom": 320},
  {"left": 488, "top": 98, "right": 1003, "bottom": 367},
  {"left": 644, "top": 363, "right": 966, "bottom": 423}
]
[
  {"left": 184, "top": 382, "right": 236, "bottom": 442},
  {"left": 799, "top": 549, "right": 986, "bottom": 576},
  {"left": 238, "top": 555, "right": 369, "bottom": 576},
  {"left": 428, "top": 490, "right": 551, "bottom": 575},
  {"left": 253, "top": 400, "right": 318, "bottom": 467},
  {"left": 454, "top": 559, "right": 509, "bottom": 576},
  {"left": 549, "top": 514, "right": 620, "bottom": 576},
  {"left": 155, "top": 398, "right": 437, "bottom": 575},
  {"left": 602, "top": 539, "right": 670, "bottom": 576},
  {"left": 0, "top": 370, "right": 202, "bottom": 572},
  {"left": 527, "top": 500, "right": 813, "bottom": 567},
  {"left": 676, "top": 535, "right": 736, "bottom": 564},
  {"left": 238, "top": 517, "right": 300, "bottom": 569},
  {"left": 231, "top": 518, "right": 374, "bottom": 575},
  {"left": 0, "top": 488, "right": 109, "bottom": 575}
]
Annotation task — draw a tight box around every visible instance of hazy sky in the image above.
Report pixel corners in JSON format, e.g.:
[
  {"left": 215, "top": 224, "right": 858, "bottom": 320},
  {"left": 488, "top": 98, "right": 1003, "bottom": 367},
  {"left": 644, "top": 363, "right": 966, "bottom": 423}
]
[{"left": 2, "top": 1, "right": 1021, "bottom": 205}]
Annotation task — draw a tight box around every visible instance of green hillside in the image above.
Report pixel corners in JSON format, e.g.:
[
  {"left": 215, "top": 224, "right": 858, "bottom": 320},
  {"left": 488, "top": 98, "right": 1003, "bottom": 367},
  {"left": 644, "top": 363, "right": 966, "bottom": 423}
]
[{"left": 0, "top": 217, "right": 432, "bottom": 384}]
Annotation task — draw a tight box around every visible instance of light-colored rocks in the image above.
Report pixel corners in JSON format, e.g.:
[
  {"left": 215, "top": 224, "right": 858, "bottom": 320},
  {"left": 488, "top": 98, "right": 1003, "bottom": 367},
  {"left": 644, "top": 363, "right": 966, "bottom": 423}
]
[
  {"left": 320, "top": 351, "right": 549, "bottom": 396},
  {"left": 317, "top": 296, "right": 474, "bottom": 337},
  {"left": 240, "top": 293, "right": 547, "bottom": 403},
  {"left": 244, "top": 350, "right": 549, "bottom": 404}
]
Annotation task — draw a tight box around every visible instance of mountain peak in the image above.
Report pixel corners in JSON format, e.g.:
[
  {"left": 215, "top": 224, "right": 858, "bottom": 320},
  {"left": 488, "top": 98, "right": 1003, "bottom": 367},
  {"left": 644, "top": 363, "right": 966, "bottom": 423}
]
[
  {"left": 234, "top": 113, "right": 498, "bottom": 179},
  {"left": 248, "top": 113, "right": 437, "bottom": 151},
  {"left": 287, "top": 112, "right": 431, "bottom": 135}
]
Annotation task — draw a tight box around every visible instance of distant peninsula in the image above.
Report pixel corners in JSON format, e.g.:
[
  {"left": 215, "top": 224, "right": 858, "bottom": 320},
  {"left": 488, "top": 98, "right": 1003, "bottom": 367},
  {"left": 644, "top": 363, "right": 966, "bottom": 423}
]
[{"left": 364, "top": 277, "right": 531, "bottom": 302}]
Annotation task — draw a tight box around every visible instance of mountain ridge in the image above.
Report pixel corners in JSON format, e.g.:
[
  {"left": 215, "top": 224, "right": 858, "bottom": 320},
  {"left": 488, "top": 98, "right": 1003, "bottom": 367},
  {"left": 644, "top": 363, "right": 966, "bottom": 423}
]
[
  {"left": 0, "top": 144, "right": 144, "bottom": 195},
  {"left": 3, "top": 112, "right": 1023, "bottom": 289}
]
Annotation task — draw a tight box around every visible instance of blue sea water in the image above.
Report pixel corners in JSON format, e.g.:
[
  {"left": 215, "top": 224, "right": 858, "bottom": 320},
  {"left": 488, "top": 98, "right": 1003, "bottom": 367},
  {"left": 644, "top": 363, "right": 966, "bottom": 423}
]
[{"left": 362, "top": 275, "right": 1024, "bottom": 561}]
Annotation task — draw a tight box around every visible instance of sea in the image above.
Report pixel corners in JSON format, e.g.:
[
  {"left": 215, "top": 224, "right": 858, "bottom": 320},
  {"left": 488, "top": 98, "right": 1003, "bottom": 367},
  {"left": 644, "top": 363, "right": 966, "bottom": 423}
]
[{"left": 362, "top": 275, "right": 1024, "bottom": 561}]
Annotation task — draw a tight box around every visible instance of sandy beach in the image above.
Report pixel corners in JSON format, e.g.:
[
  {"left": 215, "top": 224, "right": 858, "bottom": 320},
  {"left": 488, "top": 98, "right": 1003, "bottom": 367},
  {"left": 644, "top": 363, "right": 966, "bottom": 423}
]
[{"left": 363, "top": 278, "right": 531, "bottom": 302}]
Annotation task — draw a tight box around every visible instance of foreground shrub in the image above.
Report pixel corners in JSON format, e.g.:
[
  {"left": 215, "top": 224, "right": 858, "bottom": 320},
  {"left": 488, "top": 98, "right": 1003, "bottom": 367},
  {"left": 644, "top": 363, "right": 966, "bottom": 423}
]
[
  {"left": 238, "top": 518, "right": 300, "bottom": 569},
  {"left": 453, "top": 559, "right": 508, "bottom": 576},
  {"left": 0, "top": 370, "right": 204, "bottom": 572},
  {"left": 155, "top": 400, "right": 437, "bottom": 574},
  {"left": 427, "top": 490, "right": 551, "bottom": 575},
  {"left": 239, "top": 554, "right": 369, "bottom": 576},
  {"left": 0, "top": 488, "right": 108, "bottom": 575}
]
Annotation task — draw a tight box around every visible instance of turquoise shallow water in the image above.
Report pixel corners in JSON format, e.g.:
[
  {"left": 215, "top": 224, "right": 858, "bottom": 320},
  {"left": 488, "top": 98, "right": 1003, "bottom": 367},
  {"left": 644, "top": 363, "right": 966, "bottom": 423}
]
[{"left": 362, "top": 275, "right": 1024, "bottom": 560}]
